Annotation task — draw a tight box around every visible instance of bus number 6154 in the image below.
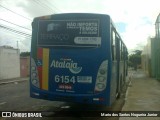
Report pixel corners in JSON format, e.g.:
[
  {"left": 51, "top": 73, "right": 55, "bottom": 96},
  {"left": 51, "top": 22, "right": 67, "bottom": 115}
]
[{"left": 55, "top": 75, "right": 76, "bottom": 84}]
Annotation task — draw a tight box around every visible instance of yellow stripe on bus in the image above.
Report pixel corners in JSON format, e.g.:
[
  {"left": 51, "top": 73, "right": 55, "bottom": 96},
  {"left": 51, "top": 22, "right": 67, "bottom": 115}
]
[{"left": 42, "top": 48, "right": 49, "bottom": 90}]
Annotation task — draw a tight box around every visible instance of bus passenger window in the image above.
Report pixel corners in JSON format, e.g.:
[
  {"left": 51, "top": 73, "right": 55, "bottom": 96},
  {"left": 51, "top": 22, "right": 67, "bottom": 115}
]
[
  {"left": 112, "top": 30, "right": 116, "bottom": 61},
  {"left": 119, "top": 41, "right": 122, "bottom": 61},
  {"left": 121, "top": 44, "right": 124, "bottom": 60}
]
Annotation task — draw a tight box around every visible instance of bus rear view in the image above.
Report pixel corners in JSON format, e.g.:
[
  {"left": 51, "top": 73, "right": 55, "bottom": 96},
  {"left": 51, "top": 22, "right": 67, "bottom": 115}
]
[{"left": 30, "top": 13, "right": 124, "bottom": 106}]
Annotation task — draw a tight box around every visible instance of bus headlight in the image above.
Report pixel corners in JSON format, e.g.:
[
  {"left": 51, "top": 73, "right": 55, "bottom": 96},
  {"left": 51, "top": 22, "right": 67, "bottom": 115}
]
[
  {"left": 99, "top": 69, "right": 106, "bottom": 75},
  {"left": 32, "top": 79, "right": 37, "bottom": 84},
  {"left": 95, "top": 60, "right": 108, "bottom": 92},
  {"left": 31, "top": 58, "right": 40, "bottom": 88},
  {"left": 31, "top": 66, "right": 36, "bottom": 71},
  {"left": 96, "top": 83, "right": 105, "bottom": 90},
  {"left": 32, "top": 72, "right": 37, "bottom": 78},
  {"left": 98, "top": 76, "right": 105, "bottom": 82}
]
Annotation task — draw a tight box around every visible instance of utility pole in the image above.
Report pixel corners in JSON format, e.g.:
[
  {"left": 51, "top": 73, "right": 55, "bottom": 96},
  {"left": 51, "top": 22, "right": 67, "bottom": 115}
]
[
  {"left": 17, "top": 41, "right": 19, "bottom": 54},
  {"left": 17, "top": 41, "right": 19, "bottom": 49}
]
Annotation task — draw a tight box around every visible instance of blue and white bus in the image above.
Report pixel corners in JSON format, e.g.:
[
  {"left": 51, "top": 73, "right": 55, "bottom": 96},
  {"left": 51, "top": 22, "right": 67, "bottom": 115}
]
[{"left": 30, "top": 13, "right": 128, "bottom": 106}]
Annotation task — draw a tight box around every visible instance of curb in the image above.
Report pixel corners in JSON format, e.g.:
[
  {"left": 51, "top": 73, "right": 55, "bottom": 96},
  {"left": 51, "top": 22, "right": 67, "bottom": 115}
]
[{"left": 0, "top": 79, "right": 28, "bottom": 85}]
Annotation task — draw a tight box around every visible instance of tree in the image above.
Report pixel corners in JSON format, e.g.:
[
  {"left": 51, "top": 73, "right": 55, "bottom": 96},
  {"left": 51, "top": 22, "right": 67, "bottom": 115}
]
[
  {"left": 20, "top": 52, "right": 30, "bottom": 57},
  {"left": 129, "top": 50, "right": 142, "bottom": 70}
]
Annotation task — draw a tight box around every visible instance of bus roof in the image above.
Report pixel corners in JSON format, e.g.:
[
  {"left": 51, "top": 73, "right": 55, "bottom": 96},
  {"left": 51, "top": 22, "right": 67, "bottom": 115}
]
[{"left": 33, "top": 13, "right": 110, "bottom": 21}]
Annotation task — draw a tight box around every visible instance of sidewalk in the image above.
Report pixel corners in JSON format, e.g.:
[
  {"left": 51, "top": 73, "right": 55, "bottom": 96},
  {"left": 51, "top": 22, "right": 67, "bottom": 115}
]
[
  {"left": 119, "top": 69, "right": 160, "bottom": 120},
  {"left": 0, "top": 77, "right": 29, "bottom": 85}
]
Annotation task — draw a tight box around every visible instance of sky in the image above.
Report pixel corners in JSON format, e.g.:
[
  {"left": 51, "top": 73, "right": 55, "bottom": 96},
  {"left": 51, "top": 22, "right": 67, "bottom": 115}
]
[{"left": 0, "top": 0, "right": 160, "bottom": 53}]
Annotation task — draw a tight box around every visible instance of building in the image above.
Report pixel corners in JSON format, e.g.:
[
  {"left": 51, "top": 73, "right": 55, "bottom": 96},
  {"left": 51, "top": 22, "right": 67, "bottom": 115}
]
[
  {"left": 155, "top": 13, "right": 160, "bottom": 38},
  {"left": 141, "top": 13, "right": 160, "bottom": 80},
  {"left": 141, "top": 38, "right": 152, "bottom": 76},
  {"left": 154, "top": 13, "right": 160, "bottom": 80},
  {"left": 0, "top": 46, "right": 20, "bottom": 80},
  {"left": 20, "top": 56, "right": 30, "bottom": 77}
]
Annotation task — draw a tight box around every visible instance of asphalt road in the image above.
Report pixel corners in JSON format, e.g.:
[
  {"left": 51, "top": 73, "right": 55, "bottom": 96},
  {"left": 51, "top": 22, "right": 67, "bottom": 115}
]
[
  {"left": 0, "top": 81, "right": 65, "bottom": 111},
  {"left": 0, "top": 77, "right": 129, "bottom": 120}
]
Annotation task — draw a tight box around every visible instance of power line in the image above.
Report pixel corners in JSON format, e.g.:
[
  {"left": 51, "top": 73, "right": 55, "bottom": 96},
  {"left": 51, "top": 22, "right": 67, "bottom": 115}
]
[
  {"left": 0, "top": 24, "right": 31, "bottom": 37},
  {"left": 46, "top": 0, "right": 62, "bottom": 13},
  {"left": 0, "top": 19, "right": 31, "bottom": 31},
  {"left": 32, "top": 0, "right": 53, "bottom": 14},
  {"left": 0, "top": 30, "right": 31, "bottom": 41},
  {"left": 35, "top": 0, "right": 56, "bottom": 13},
  {"left": 0, "top": 4, "right": 32, "bottom": 21},
  {"left": 0, "top": 25, "right": 31, "bottom": 37}
]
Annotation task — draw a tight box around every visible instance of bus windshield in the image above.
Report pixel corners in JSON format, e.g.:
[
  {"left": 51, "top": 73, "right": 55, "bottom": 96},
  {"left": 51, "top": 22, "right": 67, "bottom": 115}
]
[{"left": 37, "top": 19, "right": 101, "bottom": 47}]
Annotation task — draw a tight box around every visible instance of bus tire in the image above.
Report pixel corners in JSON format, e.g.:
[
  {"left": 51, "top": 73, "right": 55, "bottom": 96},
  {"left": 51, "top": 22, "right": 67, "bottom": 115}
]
[
  {"left": 116, "top": 74, "right": 123, "bottom": 99},
  {"left": 116, "top": 92, "right": 121, "bottom": 99}
]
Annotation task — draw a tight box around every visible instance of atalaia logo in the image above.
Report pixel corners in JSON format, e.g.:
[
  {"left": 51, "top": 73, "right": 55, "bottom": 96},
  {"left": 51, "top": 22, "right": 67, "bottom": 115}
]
[{"left": 50, "top": 59, "right": 82, "bottom": 74}]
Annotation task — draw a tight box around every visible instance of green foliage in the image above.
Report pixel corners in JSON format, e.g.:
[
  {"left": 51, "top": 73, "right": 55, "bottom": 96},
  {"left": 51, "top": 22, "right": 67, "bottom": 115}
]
[
  {"left": 129, "top": 50, "right": 142, "bottom": 70},
  {"left": 20, "top": 52, "right": 30, "bottom": 57}
]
